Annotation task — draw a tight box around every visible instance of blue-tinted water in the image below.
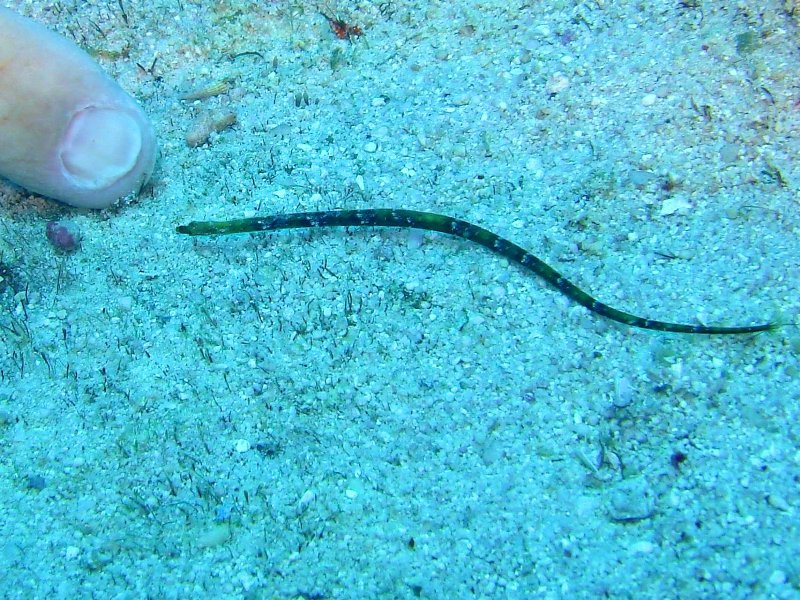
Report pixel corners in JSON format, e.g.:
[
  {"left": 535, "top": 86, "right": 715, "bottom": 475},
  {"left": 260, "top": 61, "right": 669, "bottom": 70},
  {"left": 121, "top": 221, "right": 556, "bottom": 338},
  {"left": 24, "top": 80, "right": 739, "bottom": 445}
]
[{"left": 0, "top": 1, "right": 797, "bottom": 597}]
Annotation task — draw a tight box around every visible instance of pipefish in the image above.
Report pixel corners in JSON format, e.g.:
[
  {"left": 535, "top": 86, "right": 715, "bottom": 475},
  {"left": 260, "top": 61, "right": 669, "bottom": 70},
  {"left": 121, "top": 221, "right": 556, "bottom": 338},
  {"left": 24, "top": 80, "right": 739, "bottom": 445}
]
[{"left": 176, "top": 208, "right": 777, "bottom": 335}]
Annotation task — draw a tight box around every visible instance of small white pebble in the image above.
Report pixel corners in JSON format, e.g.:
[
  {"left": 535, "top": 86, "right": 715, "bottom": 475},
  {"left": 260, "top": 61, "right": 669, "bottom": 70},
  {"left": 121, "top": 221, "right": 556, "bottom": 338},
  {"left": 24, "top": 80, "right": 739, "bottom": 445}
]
[
  {"left": 545, "top": 73, "right": 570, "bottom": 94},
  {"left": 117, "top": 296, "right": 134, "bottom": 311},
  {"left": 364, "top": 141, "right": 378, "bottom": 153},
  {"left": 196, "top": 525, "right": 231, "bottom": 548},
  {"left": 345, "top": 488, "right": 358, "bottom": 499},
  {"left": 407, "top": 229, "right": 424, "bottom": 249},
  {"left": 641, "top": 93, "right": 657, "bottom": 106},
  {"left": 769, "top": 570, "right": 787, "bottom": 585},
  {"left": 355, "top": 174, "right": 365, "bottom": 191},
  {"left": 613, "top": 377, "right": 634, "bottom": 408},
  {"left": 65, "top": 546, "right": 80, "bottom": 559},
  {"left": 659, "top": 197, "right": 692, "bottom": 216},
  {"left": 630, "top": 540, "right": 655, "bottom": 554},
  {"left": 525, "top": 157, "right": 541, "bottom": 170},
  {"left": 234, "top": 439, "right": 250, "bottom": 453},
  {"left": 298, "top": 489, "right": 316, "bottom": 512}
]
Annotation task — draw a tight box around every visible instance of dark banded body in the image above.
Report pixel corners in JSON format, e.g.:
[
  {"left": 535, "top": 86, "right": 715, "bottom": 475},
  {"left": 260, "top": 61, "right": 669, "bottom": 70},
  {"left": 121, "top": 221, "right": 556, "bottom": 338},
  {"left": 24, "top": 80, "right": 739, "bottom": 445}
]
[{"left": 176, "top": 209, "right": 776, "bottom": 335}]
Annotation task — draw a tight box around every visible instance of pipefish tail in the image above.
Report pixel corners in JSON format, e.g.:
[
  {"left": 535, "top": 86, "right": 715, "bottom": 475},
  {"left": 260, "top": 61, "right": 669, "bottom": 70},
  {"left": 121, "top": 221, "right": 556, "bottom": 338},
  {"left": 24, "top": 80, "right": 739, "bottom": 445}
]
[{"left": 176, "top": 208, "right": 778, "bottom": 335}]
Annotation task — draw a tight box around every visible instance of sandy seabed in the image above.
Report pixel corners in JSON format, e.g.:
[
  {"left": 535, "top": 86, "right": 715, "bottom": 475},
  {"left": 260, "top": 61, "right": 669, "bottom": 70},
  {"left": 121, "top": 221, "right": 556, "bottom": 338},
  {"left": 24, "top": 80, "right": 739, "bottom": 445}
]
[{"left": 0, "top": 1, "right": 798, "bottom": 598}]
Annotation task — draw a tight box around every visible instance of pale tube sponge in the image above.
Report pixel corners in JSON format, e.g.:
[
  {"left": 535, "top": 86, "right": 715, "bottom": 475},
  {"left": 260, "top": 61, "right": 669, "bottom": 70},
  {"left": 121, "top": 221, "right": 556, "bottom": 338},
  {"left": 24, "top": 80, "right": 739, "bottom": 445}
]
[{"left": 0, "top": 8, "right": 157, "bottom": 209}]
